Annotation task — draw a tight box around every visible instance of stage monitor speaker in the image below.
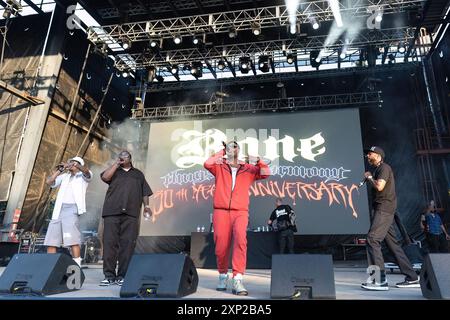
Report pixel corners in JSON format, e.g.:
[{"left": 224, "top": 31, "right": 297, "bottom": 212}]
[
  {"left": 420, "top": 253, "right": 450, "bottom": 299},
  {"left": 270, "top": 254, "right": 336, "bottom": 299},
  {"left": 0, "top": 253, "right": 85, "bottom": 296},
  {"left": 120, "top": 254, "right": 198, "bottom": 298}
]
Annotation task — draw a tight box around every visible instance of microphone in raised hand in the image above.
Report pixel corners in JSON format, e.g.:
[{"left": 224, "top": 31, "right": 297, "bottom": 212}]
[
  {"left": 358, "top": 177, "right": 368, "bottom": 188},
  {"left": 359, "top": 172, "right": 372, "bottom": 188}
]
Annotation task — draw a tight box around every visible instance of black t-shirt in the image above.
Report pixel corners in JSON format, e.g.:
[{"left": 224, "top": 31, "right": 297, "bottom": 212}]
[
  {"left": 101, "top": 167, "right": 153, "bottom": 217},
  {"left": 270, "top": 205, "right": 296, "bottom": 231},
  {"left": 371, "top": 162, "right": 397, "bottom": 213}
]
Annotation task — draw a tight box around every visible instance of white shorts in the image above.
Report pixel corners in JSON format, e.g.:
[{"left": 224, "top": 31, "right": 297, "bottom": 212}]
[{"left": 44, "top": 204, "right": 81, "bottom": 247}]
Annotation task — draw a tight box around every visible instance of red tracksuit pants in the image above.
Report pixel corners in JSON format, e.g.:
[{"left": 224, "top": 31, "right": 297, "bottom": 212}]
[{"left": 212, "top": 209, "right": 248, "bottom": 276}]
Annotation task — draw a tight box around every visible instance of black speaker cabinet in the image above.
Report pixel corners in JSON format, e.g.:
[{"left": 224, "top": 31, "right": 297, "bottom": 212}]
[
  {"left": 0, "top": 253, "right": 85, "bottom": 296},
  {"left": 420, "top": 253, "right": 450, "bottom": 299},
  {"left": 120, "top": 254, "right": 198, "bottom": 298},
  {"left": 270, "top": 254, "right": 336, "bottom": 299}
]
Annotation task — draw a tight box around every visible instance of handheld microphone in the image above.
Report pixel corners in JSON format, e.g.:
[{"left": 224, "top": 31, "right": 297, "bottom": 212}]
[{"left": 358, "top": 177, "right": 368, "bottom": 188}]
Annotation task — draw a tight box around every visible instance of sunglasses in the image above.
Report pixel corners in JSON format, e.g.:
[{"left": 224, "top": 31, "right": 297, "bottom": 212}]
[{"left": 226, "top": 143, "right": 239, "bottom": 149}]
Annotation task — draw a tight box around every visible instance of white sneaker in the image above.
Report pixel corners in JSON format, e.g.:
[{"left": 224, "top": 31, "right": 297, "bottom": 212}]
[
  {"left": 361, "top": 281, "right": 389, "bottom": 291},
  {"left": 216, "top": 273, "right": 228, "bottom": 291},
  {"left": 231, "top": 275, "right": 248, "bottom": 296},
  {"left": 73, "top": 257, "right": 82, "bottom": 267}
]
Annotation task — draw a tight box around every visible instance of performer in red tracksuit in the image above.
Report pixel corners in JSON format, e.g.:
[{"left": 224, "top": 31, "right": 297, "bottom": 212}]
[{"left": 204, "top": 141, "right": 270, "bottom": 295}]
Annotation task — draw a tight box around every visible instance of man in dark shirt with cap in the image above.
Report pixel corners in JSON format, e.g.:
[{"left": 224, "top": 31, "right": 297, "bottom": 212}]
[
  {"left": 99, "top": 150, "right": 153, "bottom": 286},
  {"left": 361, "top": 146, "right": 419, "bottom": 291}
]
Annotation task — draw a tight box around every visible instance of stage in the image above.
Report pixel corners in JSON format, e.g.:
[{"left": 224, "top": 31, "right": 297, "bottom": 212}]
[{"left": 0, "top": 261, "right": 424, "bottom": 300}]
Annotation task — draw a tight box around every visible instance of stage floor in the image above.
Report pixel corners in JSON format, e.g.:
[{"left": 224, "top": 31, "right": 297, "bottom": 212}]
[{"left": 0, "top": 261, "right": 424, "bottom": 300}]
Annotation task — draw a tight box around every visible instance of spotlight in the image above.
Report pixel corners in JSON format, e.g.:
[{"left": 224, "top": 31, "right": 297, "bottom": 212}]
[
  {"left": 228, "top": 26, "right": 237, "bottom": 38},
  {"left": 310, "top": 50, "right": 322, "bottom": 69},
  {"left": 121, "top": 37, "right": 131, "bottom": 50},
  {"left": 258, "top": 55, "right": 270, "bottom": 73},
  {"left": 286, "top": 53, "right": 296, "bottom": 64},
  {"left": 190, "top": 61, "right": 203, "bottom": 78},
  {"left": 217, "top": 60, "right": 226, "bottom": 70},
  {"left": 147, "top": 66, "right": 156, "bottom": 82},
  {"left": 239, "top": 56, "right": 251, "bottom": 74},
  {"left": 155, "top": 75, "right": 164, "bottom": 83},
  {"left": 192, "top": 36, "right": 201, "bottom": 45},
  {"left": 170, "top": 64, "right": 179, "bottom": 74},
  {"left": 2, "top": 10, "right": 11, "bottom": 19},
  {"left": 310, "top": 17, "right": 320, "bottom": 30},
  {"left": 375, "top": 9, "right": 383, "bottom": 22},
  {"left": 173, "top": 35, "right": 182, "bottom": 45},
  {"left": 398, "top": 43, "right": 406, "bottom": 53},
  {"left": 3, "top": 0, "right": 21, "bottom": 18},
  {"left": 150, "top": 40, "right": 158, "bottom": 48},
  {"left": 340, "top": 51, "right": 346, "bottom": 59},
  {"left": 251, "top": 22, "right": 261, "bottom": 36},
  {"left": 289, "top": 23, "right": 300, "bottom": 35},
  {"left": 122, "top": 70, "right": 129, "bottom": 78}
]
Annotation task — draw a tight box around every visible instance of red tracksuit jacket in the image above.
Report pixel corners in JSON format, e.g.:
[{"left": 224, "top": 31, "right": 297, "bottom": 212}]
[{"left": 204, "top": 151, "right": 270, "bottom": 211}]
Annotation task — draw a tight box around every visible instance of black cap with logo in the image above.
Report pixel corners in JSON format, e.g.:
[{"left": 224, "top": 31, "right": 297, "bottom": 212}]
[{"left": 364, "top": 146, "right": 385, "bottom": 159}]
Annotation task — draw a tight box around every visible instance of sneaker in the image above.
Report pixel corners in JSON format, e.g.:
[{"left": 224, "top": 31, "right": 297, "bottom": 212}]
[
  {"left": 395, "top": 279, "right": 420, "bottom": 288},
  {"left": 361, "top": 281, "right": 389, "bottom": 291},
  {"left": 99, "top": 278, "right": 115, "bottom": 286},
  {"left": 216, "top": 274, "right": 228, "bottom": 291},
  {"left": 115, "top": 278, "right": 124, "bottom": 286},
  {"left": 231, "top": 277, "right": 248, "bottom": 296}
]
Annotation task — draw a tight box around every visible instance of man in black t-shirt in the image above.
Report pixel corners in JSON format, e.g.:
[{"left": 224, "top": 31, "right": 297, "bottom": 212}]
[
  {"left": 99, "top": 150, "right": 153, "bottom": 286},
  {"left": 267, "top": 198, "right": 297, "bottom": 254},
  {"left": 361, "top": 146, "right": 419, "bottom": 291}
]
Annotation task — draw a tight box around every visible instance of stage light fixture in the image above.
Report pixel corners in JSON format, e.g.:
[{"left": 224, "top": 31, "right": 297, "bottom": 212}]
[
  {"left": 258, "top": 55, "right": 270, "bottom": 73},
  {"left": 398, "top": 43, "right": 406, "bottom": 53},
  {"left": 251, "top": 22, "right": 261, "bottom": 36},
  {"left": 217, "top": 60, "right": 226, "bottom": 70},
  {"left": 310, "top": 16, "right": 320, "bottom": 30},
  {"left": 192, "top": 36, "right": 201, "bottom": 45},
  {"left": 122, "top": 70, "right": 129, "bottom": 78},
  {"left": 3, "top": 10, "right": 11, "bottom": 19},
  {"left": 3, "top": 0, "right": 22, "bottom": 18},
  {"left": 286, "top": 53, "right": 295, "bottom": 64},
  {"left": 239, "top": 57, "right": 251, "bottom": 74},
  {"left": 173, "top": 35, "right": 182, "bottom": 45},
  {"left": 150, "top": 39, "right": 158, "bottom": 48},
  {"left": 121, "top": 37, "right": 131, "bottom": 50},
  {"left": 375, "top": 12, "right": 383, "bottom": 22},
  {"left": 190, "top": 61, "right": 203, "bottom": 78},
  {"left": 170, "top": 64, "right": 179, "bottom": 74},
  {"left": 310, "top": 50, "right": 322, "bottom": 69},
  {"left": 155, "top": 75, "right": 164, "bottom": 83},
  {"left": 228, "top": 26, "right": 237, "bottom": 38}
]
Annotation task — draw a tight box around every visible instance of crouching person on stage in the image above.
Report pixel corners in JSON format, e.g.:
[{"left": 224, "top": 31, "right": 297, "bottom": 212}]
[
  {"left": 44, "top": 156, "right": 92, "bottom": 267},
  {"left": 204, "top": 141, "right": 270, "bottom": 295}
]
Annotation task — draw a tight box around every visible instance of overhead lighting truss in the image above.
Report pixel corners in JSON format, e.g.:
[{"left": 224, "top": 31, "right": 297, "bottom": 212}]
[
  {"left": 111, "top": 26, "right": 418, "bottom": 71},
  {"left": 90, "top": 0, "right": 425, "bottom": 42},
  {"left": 131, "top": 91, "right": 382, "bottom": 121}
]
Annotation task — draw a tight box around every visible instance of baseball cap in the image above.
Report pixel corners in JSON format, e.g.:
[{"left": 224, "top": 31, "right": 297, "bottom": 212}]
[
  {"left": 68, "top": 156, "right": 85, "bottom": 167},
  {"left": 364, "top": 146, "right": 385, "bottom": 159}
]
